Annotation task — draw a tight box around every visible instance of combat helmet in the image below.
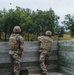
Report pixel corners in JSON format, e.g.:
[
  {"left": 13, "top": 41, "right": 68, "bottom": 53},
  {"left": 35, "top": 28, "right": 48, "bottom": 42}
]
[
  {"left": 45, "top": 30, "right": 52, "bottom": 36},
  {"left": 13, "top": 26, "right": 21, "bottom": 32}
]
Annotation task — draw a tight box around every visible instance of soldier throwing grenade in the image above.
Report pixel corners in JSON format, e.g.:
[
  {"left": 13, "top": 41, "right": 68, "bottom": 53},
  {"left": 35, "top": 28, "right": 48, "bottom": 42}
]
[
  {"left": 9, "top": 26, "right": 24, "bottom": 75},
  {"left": 38, "top": 31, "right": 53, "bottom": 75}
]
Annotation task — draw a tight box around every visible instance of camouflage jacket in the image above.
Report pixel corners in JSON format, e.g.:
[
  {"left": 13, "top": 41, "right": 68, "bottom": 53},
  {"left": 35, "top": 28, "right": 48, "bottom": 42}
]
[
  {"left": 9, "top": 33, "right": 24, "bottom": 56},
  {"left": 38, "top": 36, "right": 53, "bottom": 52}
]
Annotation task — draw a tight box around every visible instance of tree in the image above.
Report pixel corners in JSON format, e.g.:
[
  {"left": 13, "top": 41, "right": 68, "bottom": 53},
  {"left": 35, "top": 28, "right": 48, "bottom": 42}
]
[
  {"left": 0, "top": 11, "right": 3, "bottom": 40},
  {"left": 0, "top": 7, "right": 60, "bottom": 41},
  {"left": 63, "top": 14, "right": 74, "bottom": 37},
  {"left": 31, "top": 8, "right": 59, "bottom": 35},
  {"left": 54, "top": 25, "right": 65, "bottom": 37},
  {"left": 20, "top": 8, "right": 34, "bottom": 40}
]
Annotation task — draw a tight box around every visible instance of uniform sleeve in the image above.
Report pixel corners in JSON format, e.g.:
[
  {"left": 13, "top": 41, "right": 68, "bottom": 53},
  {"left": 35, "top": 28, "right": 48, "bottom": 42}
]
[
  {"left": 9, "top": 35, "right": 14, "bottom": 50},
  {"left": 9, "top": 37, "right": 11, "bottom": 50},
  {"left": 38, "top": 36, "right": 43, "bottom": 41},
  {"left": 19, "top": 36, "right": 24, "bottom": 51},
  {"left": 20, "top": 36, "right": 24, "bottom": 44},
  {"left": 8, "top": 35, "right": 14, "bottom": 55}
]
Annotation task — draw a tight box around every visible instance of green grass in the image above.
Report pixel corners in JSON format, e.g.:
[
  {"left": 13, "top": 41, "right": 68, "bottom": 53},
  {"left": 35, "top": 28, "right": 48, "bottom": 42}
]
[{"left": 52, "top": 34, "right": 72, "bottom": 41}]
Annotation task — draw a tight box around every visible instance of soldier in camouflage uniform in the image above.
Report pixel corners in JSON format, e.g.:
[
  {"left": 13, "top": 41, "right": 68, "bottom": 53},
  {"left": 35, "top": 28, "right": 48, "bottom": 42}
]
[
  {"left": 38, "top": 31, "right": 53, "bottom": 75},
  {"left": 9, "top": 26, "right": 24, "bottom": 75}
]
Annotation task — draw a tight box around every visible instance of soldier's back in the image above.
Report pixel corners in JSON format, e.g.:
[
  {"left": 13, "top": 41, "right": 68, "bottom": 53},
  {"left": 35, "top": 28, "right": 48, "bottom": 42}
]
[{"left": 38, "top": 36, "right": 53, "bottom": 50}]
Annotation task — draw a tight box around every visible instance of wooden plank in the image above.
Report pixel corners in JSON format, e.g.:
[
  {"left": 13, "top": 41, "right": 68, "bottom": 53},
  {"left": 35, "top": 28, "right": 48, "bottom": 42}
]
[
  {"left": 59, "top": 41, "right": 74, "bottom": 75},
  {"left": 0, "top": 69, "right": 63, "bottom": 75},
  {"left": 58, "top": 41, "right": 74, "bottom": 46},
  {"left": 59, "top": 46, "right": 74, "bottom": 52},
  {"left": 0, "top": 49, "right": 58, "bottom": 63},
  {"left": 0, "top": 60, "right": 58, "bottom": 68},
  {"left": 59, "top": 66, "right": 74, "bottom": 75},
  {"left": 59, "top": 51, "right": 74, "bottom": 59},
  {"left": 0, "top": 63, "right": 58, "bottom": 73},
  {"left": 0, "top": 41, "right": 58, "bottom": 53}
]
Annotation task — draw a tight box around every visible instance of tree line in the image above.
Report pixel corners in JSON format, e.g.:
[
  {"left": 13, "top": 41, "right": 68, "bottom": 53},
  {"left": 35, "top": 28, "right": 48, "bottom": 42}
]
[{"left": 0, "top": 6, "right": 73, "bottom": 41}]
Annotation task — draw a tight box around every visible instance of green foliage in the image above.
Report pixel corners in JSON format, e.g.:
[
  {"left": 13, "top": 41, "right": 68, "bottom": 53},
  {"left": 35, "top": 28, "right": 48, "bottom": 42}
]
[
  {"left": 54, "top": 25, "right": 65, "bottom": 37},
  {"left": 63, "top": 14, "right": 74, "bottom": 37},
  {"left": 0, "top": 7, "right": 60, "bottom": 41}
]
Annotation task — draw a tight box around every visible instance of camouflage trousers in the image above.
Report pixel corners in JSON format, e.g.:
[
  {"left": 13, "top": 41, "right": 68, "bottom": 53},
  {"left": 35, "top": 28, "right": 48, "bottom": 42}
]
[
  {"left": 10, "top": 55, "right": 20, "bottom": 75},
  {"left": 39, "top": 50, "right": 48, "bottom": 73}
]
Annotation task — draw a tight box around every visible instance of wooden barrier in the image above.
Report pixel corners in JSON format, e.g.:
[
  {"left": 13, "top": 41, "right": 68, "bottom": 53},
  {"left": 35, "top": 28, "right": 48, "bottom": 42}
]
[
  {"left": 0, "top": 41, "right": 59, "bottom": 75},
  {"left": 58, "top": 41, "right": 74, "bottom": 75}
]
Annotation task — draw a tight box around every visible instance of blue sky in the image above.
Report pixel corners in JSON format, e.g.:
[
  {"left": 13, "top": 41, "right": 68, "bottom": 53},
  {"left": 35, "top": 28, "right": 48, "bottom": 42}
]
[{"left": 0, "top": 0, "right": 74, "bottom": 25}]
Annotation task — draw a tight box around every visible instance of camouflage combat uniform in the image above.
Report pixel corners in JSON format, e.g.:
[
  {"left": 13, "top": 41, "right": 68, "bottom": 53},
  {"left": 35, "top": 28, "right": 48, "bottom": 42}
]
[
  {"left": 9, "top": 33, "right": 24, "bottom": 75},
  {"left": 38, "top": 36, "right": 53, "bottom": 74}
]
